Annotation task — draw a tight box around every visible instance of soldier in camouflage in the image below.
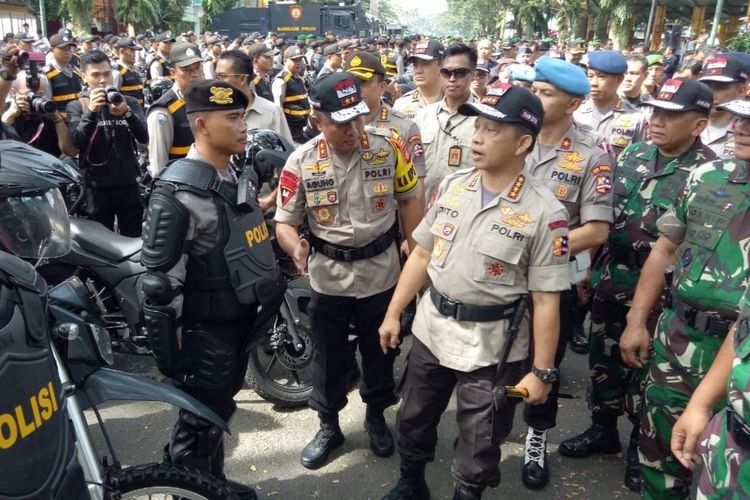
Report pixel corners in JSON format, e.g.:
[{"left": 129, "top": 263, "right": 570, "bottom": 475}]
[
  {"left": 620, "top": 95, "right": 750, "bottom": 499},
  {"left": 559, "top": 79, "right": 717, "bottom": 493},
  {"left": 668, "top": 99, "right": 750, "bottom": 500}
]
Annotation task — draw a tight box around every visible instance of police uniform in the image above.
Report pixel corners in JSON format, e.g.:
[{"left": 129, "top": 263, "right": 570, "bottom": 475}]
[
  {"left": 272, "top": 47, "right": 311, "bottom": 143},
  {"left": 573, "top": 51, "right": 649, "bottom": 159},
  {"left": 415, "top": 94, "right": 477, "bottom": 201},
  {"left": 385, "top": 87, "right": 571, "bottom": 500},
  {"left": 141, "top": 81, "right": 284, "bottom": 492},
  {"left": 274, "top": 73, "right": 420, "bottom": 470},
  {"left": 40, "top": 35, "right": 82, "bottom": 120},
  {"left": 392, "top": 39, "right": 446, "bottom": 119},
  {"left": 393, "top": 88, "right": 440, "bottom": 120},
  {"left": 113, "top": 61, "right": 145, "bottom": 109}
]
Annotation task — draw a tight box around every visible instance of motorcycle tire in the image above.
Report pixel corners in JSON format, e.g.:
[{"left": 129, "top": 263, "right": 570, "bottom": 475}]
[
  {"left": 245, "top": 304, "right": 315, "bottom": 409},
  {"left": 106, "top": 462, "right": 239, "bottom": 499}
]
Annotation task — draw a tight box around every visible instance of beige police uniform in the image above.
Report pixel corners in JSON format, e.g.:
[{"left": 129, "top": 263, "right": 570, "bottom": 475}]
[
  {"left": 701, "top": 119, "right": 736, "bottom": 159},
  {"left": 415, "top": 96, "right": 477, "bottom": 199},
  {"left": 245, "top": 90, "right": 294, "bottom": 144},
  {"left": 573, "top": 97, "right": 648, "bottom": 158},
  {"left": 392, "top": 88, "right": 440, "bottom": 119},
  {"left": 367, "top": 103, "right": 426, "bottom": 177}
]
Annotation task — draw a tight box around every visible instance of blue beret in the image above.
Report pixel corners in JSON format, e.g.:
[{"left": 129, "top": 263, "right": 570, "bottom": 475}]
[
  {"left": 534, "top": 56, "right": 591, "bottom": 96},
  {"left": 726, "top": 51, "right": 750, "bottom": 74},
  {"left": 587, "top": 50, "right": 627, "bottom": 74}
]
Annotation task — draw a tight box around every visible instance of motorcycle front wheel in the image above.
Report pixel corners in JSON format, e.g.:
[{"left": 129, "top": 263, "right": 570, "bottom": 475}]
[{"left": 107, "top": 463, "right": 239, "bottom": 499}]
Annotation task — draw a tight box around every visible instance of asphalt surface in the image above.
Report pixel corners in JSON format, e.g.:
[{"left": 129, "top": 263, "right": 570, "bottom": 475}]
[{"left": 88, "top": 336, "right": 641, "bottom": 500}]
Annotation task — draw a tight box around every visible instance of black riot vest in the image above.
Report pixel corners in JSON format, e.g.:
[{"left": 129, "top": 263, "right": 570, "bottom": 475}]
[
  {"left": 146, "top": 55, "right": 174, "bottom": 85},
  {"left": 277, "top": 70, "right": 310, "bottom": 123},
  {"left": 252, "top": 74, "right": 273, "bottom": 102},
  {"left": 114, "top": 63, "right": 144, "bottom": 106},
  {"left": 45, "top": 65, "right": 82, "bottom": 117},
  {"left": 153, "top": 159, "right": 285, "bottom": 323},
  {"left": 150, "top": 89, "right": 193, "bottom": 160},
  {"left": 0, "top": 252, "right": 85, "bottom": 499}
]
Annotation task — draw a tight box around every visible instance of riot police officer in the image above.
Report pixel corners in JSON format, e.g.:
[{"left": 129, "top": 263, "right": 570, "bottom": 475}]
[
  {"left": 140, "top": 80, "right": 284, "bottom": 499},
  {"left": 0, "top": 141, "right": 89, "bottom": 500}
]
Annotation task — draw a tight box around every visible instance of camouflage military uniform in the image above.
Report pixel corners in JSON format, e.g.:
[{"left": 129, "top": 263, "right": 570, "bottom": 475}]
[
  {"left": 697, "top": 279, "right": 750, "bottom": 499},
  {"left": 589, "top": 140, "right": 716, "bottom": 426},
  {"left": 639, "top": 158, "right": 750, "bottom": 499},
  {"left": 573, "top": 97, "right": 649, "bottom": 159}
]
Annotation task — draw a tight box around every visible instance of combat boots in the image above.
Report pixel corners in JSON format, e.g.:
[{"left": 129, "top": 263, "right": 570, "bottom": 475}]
[
  {"left": 365, "top": 406, "right": 395, "bottom": 457},
  {"left": 300, "top": 413, "right": 345, "bottom": 469},
  {"left": 452, "top": 484, "right": 481, "bottom": 499},
  {"left": 624, "top": 425, "right": 643, "bottom": 492},
  {"left": 522, "top": 427, "right": 549, "bottom": 489},
  {"left": 559, "top": 423, "right": 621, "bottom": 458},
  {"left": 382, "top": 459, "right": 430, "bottom": 500},
  {"left": 569, "top": 323, "right": 589, "bottom": 354}
]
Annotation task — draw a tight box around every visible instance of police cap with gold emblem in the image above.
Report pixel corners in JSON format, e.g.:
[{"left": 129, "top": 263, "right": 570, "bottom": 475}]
[
  {"left": 344, "top": 51, "right": 386, "bottom": 80},
  {"left": 184, "top": 80, "right": 249, "bottom": 114},
  {"left": 459, "top": 83, "right": 544, "bottom": 136},
  {"left": 171, "top": 42, "right": 203, "bottom": 67},
  {"left": 309, "top": 72, "right": 370, "bottom": 124}
]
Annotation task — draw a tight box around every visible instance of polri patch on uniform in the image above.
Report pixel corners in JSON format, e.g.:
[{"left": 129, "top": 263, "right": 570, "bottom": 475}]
[
  {"left": 552, "top": 235, "right": 569, "bottom": 256},
  {"left": 487, "top": 262, "right": 504, "bottom": 276},
  {"left": 592, "top": 164, "right": 611, "bottom": 175},
  {"left": 555, "top": 185, "right": 568, "bottom": 198},
  {"left": 279, "top": 170, "right": 301, "bottom": 207},
  {"left": 548, "top": 220, "right": 568, "bottom": 231},
  {"left": 595, "top": 174, "right": 612, "bottom": 193},
  {"left": 315, "top": 206, "right": 333, "bottom": 224},
  {"left": 442, "top": 223, "right": 455, "bottom": 237},
  {"left": 156, "top": 112, "right": 168, "bottom": 124},
  {"left": 375, "top": 198, "right": 386, "bottom": 211}
]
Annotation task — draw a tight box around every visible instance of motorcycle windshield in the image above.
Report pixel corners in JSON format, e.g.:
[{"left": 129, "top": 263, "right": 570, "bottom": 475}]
[{"left": 0, "top": 188, "right": 70, "bottom": 258}]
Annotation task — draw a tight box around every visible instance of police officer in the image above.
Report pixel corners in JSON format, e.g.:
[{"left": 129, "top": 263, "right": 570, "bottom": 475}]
[
  {"left": 140, "top": 80, "right": 283, "bottom": 499},
  {"left": 247, "top": 43, "right": 277, "bottom": 102},
  {"left": 202, "top": 35, "right": 222, "bottom": 79},
  {"left": 521, "top": 56, "right": 614, "bottom": 489},
  {"left": 112, "top": 38, "right": 145, "bottom": 109},
  {"left": 0, "top": 141, "right": 89, "bottom": 500},
  {"left": 561, "top": 79, "right": 717, "bottom": 494},
  {"left": 40, "top": 33, "right": 82, "bottom": 120},
  {"left": 317, "top": 43, "right": 343, "bottom": 81},
  {"left": 668, "top": 98, "right": 750, "bottom": 499},
  {"left": 147, "top": 33, "right": 175, "bottom": 85},
  {"left": 574, "top": 51, "right": 649, "bottom": 159},
  {"left": 146, "top": 42, "right": 204, "bottom": 174},
  {"left": 274, "top": 72, "right": 423, "bottom": 470},
  {"left": 392, "top": 39, "right": 445, "bottom": 119},
  {"left": 698, "top": 55, "right": 747, "bottom": 159},
  {"left": 272, "top": 46, "right": 310, "bottom": 143},
  {"left": 379, "top": 85, "right": 570, "bottom": 500},
  {"left": 618, "top": 55, "right": 649, "bottom": 107},
  {"left": 415, "top": 43, "right": 477, "bottom": 200},
  {"left": 566, "top": 40, "right": 587, "bottom": 66}
]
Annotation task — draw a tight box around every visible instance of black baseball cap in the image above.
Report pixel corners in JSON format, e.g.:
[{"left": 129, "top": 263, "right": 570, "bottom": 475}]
[
  {"left": 309, "top": 72, "right": 369, "bottom": 124},
  {"left": 323, "top": 43, "right": 343, "bottom": 56},
  {"left": 154, "top": 33, "right": 176, "bottom": 43},
  {"left": 185, "top": 80, "right": 249, "bottom": 114},
  {"left": 407, "top": 39, "right": 445, "bottom": 63},
  {"left": 247, "top": 43, "right": 278, "bottom": 58},
  {"left": 50, "top": 34, "right": 77, "bottom": 48},
  {"left": 699, "top": 55, "right": 748, "bottom": 83},
  {"left": 642, "top": 78, "right": 713, "bottom": 115},
  {"left": 344, "top": 52, "right": 386, "bottom": 80},
  {"left": 14, "top": 32, "right": 34, "bottom": 42},
  {"left": 115, "top": 38, "right": 142, "bottom": 50},
  {"left": 171, "top": 42, "right": 203, "bottom": 67},
  {"left": 717, "top": 99, "right": 750, "bottom": 118},
  {"left": 458, "top": 83, "right": 544, "bottom": 136}
]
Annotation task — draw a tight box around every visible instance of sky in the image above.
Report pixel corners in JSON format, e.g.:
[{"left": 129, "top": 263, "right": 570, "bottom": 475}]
[{"left": 399, "top": 0, "right": 448, "bottom": 16}]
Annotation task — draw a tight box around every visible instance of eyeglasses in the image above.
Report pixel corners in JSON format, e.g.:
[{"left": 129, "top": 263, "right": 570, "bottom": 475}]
[
  {"left": 440, "top": 67, "right": 473, "bottom": 79},
  {"left": 215, "top": 72, "right": 247, "bottom": 80}
]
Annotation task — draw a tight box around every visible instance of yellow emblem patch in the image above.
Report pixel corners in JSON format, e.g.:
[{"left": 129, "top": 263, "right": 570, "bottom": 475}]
[
  {"left": 209, "top": 86, "right": 234, "bottom": 105},
  {"left": 351, "top": 56, "right": 362, "bottom": 67},
  {"left": 557, "top": 151, "right": 585, "bottom": 172},
  {"left": 499, "top": 206, "right": 535, "bottom": 228},
  {"left": 555, "top": 185, "right": 568, "bottom": 198}
]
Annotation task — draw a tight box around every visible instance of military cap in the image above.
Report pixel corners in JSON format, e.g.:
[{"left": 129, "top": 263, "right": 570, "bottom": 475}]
[
  {"left": 323, "top": 43, "right": 342, "bottom": 56},
  {"left": 14, "top": 32, "right": 34, "bottom": 42},
  {"left": 309, "top": 72, "right": 369, "bottom": 124},
  {"left": 250, "top": 31, "right": 262, "bottom": 40},
  {"left": 459, "top": 83, "right": 544, "bottom": 136},
  {"left": 534, "top": 56, "right": 590, "bottom": 96},
  {"left": 568, "top": 39, "right": 587, "bottom": 54},
  {"left": 508, "top": 63, "right": 535, "bottom": 82},
  {"left": 115, "top": 38, "right": 142, "bottom": 50},
  {"left": 154, "top": 33, "right": 176, "bottom": 43},
  {"left": 57, "top": 27, "right": 73, "bottom": 37},
  {"left": 49, "top": 33, "right": 77, "bottom": 48},
  {"left": 407, "top": 39, "right": 445, "bottom": 62},
  {"left": 284, "top": 46, "right": 305, "bottom": 59},
  {"left": 171, "top": 42, "right": 203, "bottom": 67},
  {"left": 726, "top": 51, "right": 750, "bottom": 74},
  {"left": 102, "top": 33, "right": 114, "bottom": 43},
  {"left": 717, "top": 98, "right": 750, "bottom": 117},
  {"left": 275, "top": 38, "right": 287, "bottom": 48},
  {"left": 247, "top": 44, "right": 277, "bottom": 58},
  {"left": 205, "top": 35, "right": 221, "bottom": 45},
  {"left": 646, "top": 54, "right": 664, "bottom": 67},
  {"left": 338, "top": 38, "right": 353, "bottom": 49},
  {"left": 242, "top": 37, "right": 254, "bottom": 46},
  {"left": 475, "top": 61, "right": 491, "bottom": 74},
  {"left": 517, "top": 46, "right": 532, "bottom": 55},
  {"left": 79, "top": 34, "right": 100, "bottom": 43},
  {"left": 587, "top": 50, "right": 627, "bottom": 74},
  {"left": 344, "top": 51, "right": 386, "bottom": 80},
  {"left": 502, "top": 40, "right": 514, "bottom": 50},
  {"left": 642, "top": 78, "right": 712, "bottom": 115},
  {"left": 699, "top": 55, "right": 747, "bottom": 83},
  {"left": 185, "top": 80, "right": 248, "bottom": 114}
]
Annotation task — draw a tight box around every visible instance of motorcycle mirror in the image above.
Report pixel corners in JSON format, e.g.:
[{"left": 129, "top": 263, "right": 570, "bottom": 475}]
[{"left": 53, "top": 322, "right": 80, "bottom": 340}]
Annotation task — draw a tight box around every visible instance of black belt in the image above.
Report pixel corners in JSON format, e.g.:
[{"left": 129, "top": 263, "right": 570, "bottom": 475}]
[
  {"left": 430, "top": 288, "right": 521, "bottom": 322},
  {"left": 671, "top": 296, "right": 735, "bottom": 337},
  {"left": 309, "top": 221, "right": 398, "bottom": 262},
  {"left": 608, "top": 245, "right": 651, "bottom": 268},
  {"left": 727, "top": 404, "right": 750, "bottom": 451}
]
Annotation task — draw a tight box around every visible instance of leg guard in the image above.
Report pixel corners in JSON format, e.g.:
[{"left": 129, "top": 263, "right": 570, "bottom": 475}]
[
  {"left": 141, "top": 272, "right": 181, "bottom": 379},
  {"left": 181, "top": 327, "right": 239, "bottom": 390}
]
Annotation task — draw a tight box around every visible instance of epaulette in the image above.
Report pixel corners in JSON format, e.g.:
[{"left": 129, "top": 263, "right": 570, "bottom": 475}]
[{"left": 283, "top": 71, "right": 293, "bottom": 83}]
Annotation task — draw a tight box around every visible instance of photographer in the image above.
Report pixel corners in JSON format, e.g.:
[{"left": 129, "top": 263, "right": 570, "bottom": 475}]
[{"left": 67, "top": 50, "right": 148, "bottom": 237}]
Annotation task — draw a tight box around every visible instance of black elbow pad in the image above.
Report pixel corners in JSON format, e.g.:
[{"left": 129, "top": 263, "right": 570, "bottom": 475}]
[{"left": 141, "top": 189, "right": 189, "bottom": 271}]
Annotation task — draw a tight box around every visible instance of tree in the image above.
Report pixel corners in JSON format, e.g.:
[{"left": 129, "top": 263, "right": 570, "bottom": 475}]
[
  {"left": 158, "top": 0, "right": 191, "bottom": 31},
  {"left": 57, "top": 0, "right": 92, "bottom": 31},
  {"left": 202, "top": 0, "right": 237, "bottom": 27},
  {"left": 115, "top": 0, "right": 160, "bottom": 32}
]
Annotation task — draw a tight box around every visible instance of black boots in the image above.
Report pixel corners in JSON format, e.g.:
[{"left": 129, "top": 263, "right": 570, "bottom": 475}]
[
  {"left": 521, "top": 427, "right": 549, "bottom": 490},
  {"left": 559, "top": 423, "right": 622, "bottom": 458},
  {"left": 452, "top": 485, "right": 481, "bottom": 499},
  {"left": 382, "top": 459, "right": 430, "bottom": 500},
  {"left": 366, "top": 407, "right": 395, "bottom": 457},
  {"left": 569, "top": 323, "right": 590, "bottom": 354},
  {"left": 624, "top": 425, "right": 643, "bottom": 492},
  {"left": 300, "top": 413, "right": 345, "bottom": 469}
]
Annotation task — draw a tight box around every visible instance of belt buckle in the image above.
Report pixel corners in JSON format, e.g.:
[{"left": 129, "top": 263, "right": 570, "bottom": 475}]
[
  {"left": 439, "top": 294, "right": 460, "bottom": 318},
  {"left": 335, "top": 248, "right": 353, "bottom": 260}
]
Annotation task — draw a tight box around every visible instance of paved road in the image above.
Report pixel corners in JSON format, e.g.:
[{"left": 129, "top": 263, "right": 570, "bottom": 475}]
[{"left": 89, "top": 336, "right": 641, "bottom": 500}]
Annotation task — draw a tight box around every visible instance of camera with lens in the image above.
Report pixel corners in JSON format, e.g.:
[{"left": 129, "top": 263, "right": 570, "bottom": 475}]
[
  {"left": 25, "top": 92, "right": 56, "bottom": 114},
  {"left": 104, "top": 86, "right": 124, "bottom": 106}
]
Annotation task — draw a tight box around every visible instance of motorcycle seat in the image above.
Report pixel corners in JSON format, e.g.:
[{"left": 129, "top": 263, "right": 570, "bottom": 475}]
[{"left": 70, "top": 218, "right": 143, "bottom": 261}]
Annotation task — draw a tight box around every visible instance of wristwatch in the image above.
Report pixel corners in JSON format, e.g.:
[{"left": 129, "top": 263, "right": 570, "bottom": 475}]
[
  {"left": 532, "top": 366, "right": 559, "bottom": 384},
  {"left": 0, "top": 70, "right": 16, "bottom": 81}
]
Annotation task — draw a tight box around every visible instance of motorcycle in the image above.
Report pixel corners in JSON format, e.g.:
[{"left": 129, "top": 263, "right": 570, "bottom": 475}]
[{"left": 47, "top": 272, "right": 240, "bottom": 499}]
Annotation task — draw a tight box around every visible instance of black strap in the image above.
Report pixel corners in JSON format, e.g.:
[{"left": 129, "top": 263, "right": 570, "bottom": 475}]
[
  {"left": 430, "top": 287, "right": 521, "bottom": 323},
  {"left": 608, "top": 245, "right": 651, "bottom": 268},
  {"left": 671, "top": 296, "right": 735, "bottom": 337},
  {"left": 309, "top": 221, "right": 399, "bottom": 262},
  {"left": 727, "top": 404, "right": 750, "bottom": 450}
]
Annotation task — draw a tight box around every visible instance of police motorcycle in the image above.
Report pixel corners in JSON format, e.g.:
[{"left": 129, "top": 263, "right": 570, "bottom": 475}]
[{"left": 0, "top": 140, "right": 239, "bottom": 499}]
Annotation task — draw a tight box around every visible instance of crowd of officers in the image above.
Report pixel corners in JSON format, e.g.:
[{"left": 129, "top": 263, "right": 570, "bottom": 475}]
[{"left": 0, "top": 23, "right": 749, "bottom": 500}]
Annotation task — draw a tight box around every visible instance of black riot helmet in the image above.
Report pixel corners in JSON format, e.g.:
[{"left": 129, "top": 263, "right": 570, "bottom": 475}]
[
  {"left": 145, "top": 77, "right": 174, "bottom": 107},
  {"left": 0, "top": 141, "right": 73, "bottom": 259},
  {"left": 242, "top": 129, "right": 295, "bottom": 187}
]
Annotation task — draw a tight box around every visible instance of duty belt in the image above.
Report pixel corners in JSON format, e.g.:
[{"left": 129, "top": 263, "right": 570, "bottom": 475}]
[
  {"left": 609, "top": 245, "right": 651, "bottom": 268},
  {"left": 430, "top": 287, "right": 521, "bottom": 322},
  {"left": 671, "top": 296, "right": 735, "bottom": 337},
  {"left": 309, "top": 221, "right": 398, "bottom": 262},
  {"left": 726, "top": 404, "right": 750, "bottom": 451}
]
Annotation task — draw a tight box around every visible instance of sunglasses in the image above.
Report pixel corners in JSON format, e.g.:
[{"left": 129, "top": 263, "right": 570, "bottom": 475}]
[{"left": 440, "top": 67, "right": 473, "bottom": 79}]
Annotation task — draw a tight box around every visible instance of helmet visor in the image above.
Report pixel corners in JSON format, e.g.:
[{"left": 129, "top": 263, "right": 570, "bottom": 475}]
[{"left": 0, "top": 188, "right": 70, "bottom": 258}]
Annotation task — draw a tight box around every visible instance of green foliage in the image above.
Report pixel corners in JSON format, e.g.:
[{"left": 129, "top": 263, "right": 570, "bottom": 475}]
[
  {"left": 728, "top": 32, "right": 750, "bottom": 52},
  {"left": 202, "top": 0, "right": 238, "bottom": 26},
  {"left": 58, "top": 0, "right": 92, "bottom": 30},
  {"left": 115, "top": 0, "right": 160, "bottom": 31},
  {"left": 26, "top": 0, "right": 60, "bottom": 20},
  {"left": 158, "top": 0, "right": 191, "bottom": 31}
]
